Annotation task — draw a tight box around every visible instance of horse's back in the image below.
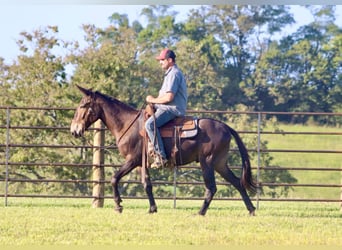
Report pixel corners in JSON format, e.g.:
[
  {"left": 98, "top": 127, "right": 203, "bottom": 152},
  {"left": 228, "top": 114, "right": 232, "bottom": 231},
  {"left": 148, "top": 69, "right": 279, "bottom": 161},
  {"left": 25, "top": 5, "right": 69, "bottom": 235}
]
[
  {"left": 163, "top": 117, "right": 231, "bottom": 165},
  {"left": 198, "top": 117, "right": 232, "bottom": 139}
]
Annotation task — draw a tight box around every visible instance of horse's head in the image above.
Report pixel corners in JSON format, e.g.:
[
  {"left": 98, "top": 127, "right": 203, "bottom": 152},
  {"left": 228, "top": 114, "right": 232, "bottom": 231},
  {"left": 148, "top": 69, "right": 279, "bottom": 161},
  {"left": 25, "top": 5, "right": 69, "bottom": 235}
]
[{"left": 70, "top": 85, "right": 101, "bottom": 137}]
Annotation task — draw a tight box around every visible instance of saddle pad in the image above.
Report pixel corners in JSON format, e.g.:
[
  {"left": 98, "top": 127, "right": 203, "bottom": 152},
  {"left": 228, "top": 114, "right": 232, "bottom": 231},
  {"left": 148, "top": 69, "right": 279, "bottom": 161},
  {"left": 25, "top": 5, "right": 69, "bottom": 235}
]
[{"left": 160, "top": 116, "right": 198, "bottom": 138}]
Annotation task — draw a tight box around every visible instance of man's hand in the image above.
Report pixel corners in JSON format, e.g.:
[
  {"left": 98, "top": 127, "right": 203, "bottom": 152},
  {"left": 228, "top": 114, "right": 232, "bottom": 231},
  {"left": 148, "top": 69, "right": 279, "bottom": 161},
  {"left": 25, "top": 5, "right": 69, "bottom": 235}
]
[{"left": 146, "top": 95, "right": 154, "bottom": 103}]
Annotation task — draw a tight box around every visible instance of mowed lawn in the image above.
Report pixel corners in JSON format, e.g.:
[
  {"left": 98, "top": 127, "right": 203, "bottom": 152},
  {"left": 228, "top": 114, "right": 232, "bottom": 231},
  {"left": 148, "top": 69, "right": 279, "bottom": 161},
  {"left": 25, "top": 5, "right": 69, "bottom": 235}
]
[
  {"left": 261, "top": 124, "right": 342, "bottom": 199},
  {"left": 0, "top": 198, "right": 341, "bottom": 246}
]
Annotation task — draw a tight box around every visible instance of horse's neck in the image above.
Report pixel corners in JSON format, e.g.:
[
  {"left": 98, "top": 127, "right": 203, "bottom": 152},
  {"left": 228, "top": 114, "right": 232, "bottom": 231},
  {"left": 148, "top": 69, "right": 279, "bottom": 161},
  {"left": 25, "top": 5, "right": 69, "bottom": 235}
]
[{"left": 98, "top": 97, "right": 139, "bottom": 139}]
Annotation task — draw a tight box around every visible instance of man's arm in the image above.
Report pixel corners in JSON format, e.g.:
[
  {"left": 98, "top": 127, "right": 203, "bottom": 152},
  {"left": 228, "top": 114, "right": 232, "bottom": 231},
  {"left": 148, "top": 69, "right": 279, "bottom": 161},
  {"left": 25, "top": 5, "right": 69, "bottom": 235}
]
[{"left": 146, "top": 92, "right": 174, "bottom": 104}]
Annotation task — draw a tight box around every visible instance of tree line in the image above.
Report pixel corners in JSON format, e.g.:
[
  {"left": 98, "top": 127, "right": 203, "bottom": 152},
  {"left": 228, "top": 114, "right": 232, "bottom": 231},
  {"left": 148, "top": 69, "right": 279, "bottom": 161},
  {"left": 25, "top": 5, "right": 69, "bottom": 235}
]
[
  {"left": 1, "top": 5, "right": 341, "bottom": 118},
  {"left": 0, "top": 5, "right": 340, "bottom": 197}
]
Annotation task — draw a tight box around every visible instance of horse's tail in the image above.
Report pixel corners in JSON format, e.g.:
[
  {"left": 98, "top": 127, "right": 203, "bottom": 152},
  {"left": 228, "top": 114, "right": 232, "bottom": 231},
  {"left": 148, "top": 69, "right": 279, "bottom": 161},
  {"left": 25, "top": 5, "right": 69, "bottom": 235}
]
[{"left": 228, "top": 126, "right": 257, "bottom": 194}]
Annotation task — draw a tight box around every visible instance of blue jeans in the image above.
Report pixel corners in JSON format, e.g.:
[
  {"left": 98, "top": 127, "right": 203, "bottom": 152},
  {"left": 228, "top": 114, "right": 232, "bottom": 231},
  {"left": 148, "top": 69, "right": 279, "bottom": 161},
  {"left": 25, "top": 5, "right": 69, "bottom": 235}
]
[{"left": 145, "top": 109, "right": 177, "bottom": 159}]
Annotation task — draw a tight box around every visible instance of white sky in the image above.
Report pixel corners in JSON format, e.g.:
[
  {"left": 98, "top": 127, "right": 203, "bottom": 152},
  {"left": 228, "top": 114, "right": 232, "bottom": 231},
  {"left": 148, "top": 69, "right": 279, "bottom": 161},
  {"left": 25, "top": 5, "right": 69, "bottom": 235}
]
[{"left": 0, "top": 5, "right": 341, "bottom": 64}]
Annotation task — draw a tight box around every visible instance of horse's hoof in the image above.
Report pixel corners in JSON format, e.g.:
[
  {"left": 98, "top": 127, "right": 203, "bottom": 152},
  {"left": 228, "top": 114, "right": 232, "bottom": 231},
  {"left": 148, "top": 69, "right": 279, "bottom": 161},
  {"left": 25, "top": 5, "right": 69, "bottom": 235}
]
[
  {"left": 148, "top": 205, "right": 158, "bottom": 213},
  {"left": 249, "top": 209, "right": 256, "bottom": 216},
  {"left": 115, "top": 206, "right": 123, "bottom": 213},
  {"left": 191, "top": 213, "right": 204, "bottom": 217}
]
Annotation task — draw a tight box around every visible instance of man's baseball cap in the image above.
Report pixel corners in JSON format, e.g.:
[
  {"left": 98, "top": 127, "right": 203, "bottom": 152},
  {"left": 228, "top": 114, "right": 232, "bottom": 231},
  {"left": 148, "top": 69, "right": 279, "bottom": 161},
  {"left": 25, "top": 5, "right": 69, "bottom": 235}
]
[{"left": 156, "top": 48, "right": 176, "bottom": 60}]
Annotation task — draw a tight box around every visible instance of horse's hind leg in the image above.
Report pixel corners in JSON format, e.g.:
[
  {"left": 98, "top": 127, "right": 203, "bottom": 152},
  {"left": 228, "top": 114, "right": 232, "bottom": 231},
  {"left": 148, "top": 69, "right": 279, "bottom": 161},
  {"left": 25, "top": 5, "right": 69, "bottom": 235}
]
[
  {"left": 217, "top": 167, "right": 256, "bottom": 215},
  {"left": 199, "top": 160, "right": 217, "bottom": 216}
]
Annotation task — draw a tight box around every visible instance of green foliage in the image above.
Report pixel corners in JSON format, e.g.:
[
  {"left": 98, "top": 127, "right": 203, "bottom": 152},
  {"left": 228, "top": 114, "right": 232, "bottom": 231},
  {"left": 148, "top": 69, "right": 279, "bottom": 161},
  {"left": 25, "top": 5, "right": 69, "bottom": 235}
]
[{"left": 248, "top": 6, "right": 342, "bottom": 122}]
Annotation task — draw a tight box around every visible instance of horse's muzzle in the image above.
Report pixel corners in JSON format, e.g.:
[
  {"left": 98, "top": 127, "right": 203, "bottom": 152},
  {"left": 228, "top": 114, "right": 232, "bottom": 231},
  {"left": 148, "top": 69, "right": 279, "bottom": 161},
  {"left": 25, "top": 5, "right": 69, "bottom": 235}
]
[{"left": 70, "top": 121, "right": 85, "bottom": 138}]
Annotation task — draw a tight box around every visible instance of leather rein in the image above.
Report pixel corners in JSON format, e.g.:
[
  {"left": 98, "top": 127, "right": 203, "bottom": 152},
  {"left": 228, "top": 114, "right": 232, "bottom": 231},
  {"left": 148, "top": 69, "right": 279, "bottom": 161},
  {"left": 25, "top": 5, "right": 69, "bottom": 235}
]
[
  {"left": 116, "top": 109, "right": 143, "bottom": 145},
  {"left": 115, "top": 103, "right": 149, "bottom": 185}
]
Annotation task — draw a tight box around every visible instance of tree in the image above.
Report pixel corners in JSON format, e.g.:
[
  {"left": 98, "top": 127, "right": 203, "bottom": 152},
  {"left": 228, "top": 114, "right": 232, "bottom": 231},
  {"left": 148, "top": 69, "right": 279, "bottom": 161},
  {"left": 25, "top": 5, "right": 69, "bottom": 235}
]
[
  {"left": 181, "top": 5, "right": 295, "bottom": 109},
  {"left": 138, "top": 5, "right": 181, "bottom": 50},
  {"left": 67, "top": 22, "right": 146, "bottom": 107},
  {"left": 249, "top": 6, "right": 342, "bottom": 122},
  {"left": 0, "top": 26, "right": 92, "bottom": 194}
]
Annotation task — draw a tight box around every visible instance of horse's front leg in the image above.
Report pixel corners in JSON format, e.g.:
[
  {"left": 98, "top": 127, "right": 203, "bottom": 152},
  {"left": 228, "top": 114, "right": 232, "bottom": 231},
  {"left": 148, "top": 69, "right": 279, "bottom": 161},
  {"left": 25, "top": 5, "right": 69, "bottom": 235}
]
[
  {"left": 111, "top": 161, "right": 137, "bottom": 213},
  {"left": 111, "top": 172, "right": 123, "bottom": 213},
  {"left": 142, "top": 168, "right": 157, "bottom": 213}
]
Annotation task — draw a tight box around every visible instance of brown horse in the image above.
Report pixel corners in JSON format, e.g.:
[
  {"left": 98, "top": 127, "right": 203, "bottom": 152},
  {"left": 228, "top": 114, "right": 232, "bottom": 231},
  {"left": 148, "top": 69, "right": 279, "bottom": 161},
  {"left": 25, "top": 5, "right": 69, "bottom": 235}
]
[{"left": 70, "top": 85, "right": 257, "bottom": 215}]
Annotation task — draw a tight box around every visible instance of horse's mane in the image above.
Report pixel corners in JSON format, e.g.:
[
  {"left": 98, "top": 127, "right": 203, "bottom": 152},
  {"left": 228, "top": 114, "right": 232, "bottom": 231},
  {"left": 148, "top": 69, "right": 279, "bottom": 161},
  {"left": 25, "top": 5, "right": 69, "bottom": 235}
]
[{"left": 94, "top": 90, "right": 137, "bottom": 112}]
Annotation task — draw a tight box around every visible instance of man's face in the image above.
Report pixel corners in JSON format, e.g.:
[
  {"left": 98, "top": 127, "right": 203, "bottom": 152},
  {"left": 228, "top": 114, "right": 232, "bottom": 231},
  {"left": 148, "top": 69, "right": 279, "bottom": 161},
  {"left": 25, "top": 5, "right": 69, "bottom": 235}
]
[{"left": 159, "top": 57, "right": 173, "bottom": 70}]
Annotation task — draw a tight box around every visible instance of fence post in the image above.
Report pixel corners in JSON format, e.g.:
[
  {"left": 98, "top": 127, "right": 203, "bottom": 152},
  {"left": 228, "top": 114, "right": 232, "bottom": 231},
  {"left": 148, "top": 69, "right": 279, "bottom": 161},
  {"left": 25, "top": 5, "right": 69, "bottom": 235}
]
[
  {"left": 256, "top": 112, "right": 261, "bottom": 209},
  {"left": 173, "top": 166, "right": 177, "bottom": 209},
  {"left": 92, "top": 120, "right": 105, "bottom": 208},
  {"left": 4, "top": 108, "right": 10, "bottom": 206}
]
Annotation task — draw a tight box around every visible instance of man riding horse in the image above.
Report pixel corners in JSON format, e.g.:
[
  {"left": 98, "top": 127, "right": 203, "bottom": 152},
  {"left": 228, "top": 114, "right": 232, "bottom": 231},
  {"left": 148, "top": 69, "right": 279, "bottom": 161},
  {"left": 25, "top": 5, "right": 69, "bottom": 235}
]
[
  {"left": 145, "top": 49, "right": 188, "bottom": 169},
  {"left": 70, "top": 49, "right": 256, "bottom": 215}
]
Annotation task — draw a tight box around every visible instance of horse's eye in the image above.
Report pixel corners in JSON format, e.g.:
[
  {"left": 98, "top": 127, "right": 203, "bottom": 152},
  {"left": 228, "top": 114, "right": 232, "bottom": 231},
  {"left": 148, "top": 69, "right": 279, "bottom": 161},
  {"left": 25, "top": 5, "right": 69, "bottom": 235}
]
[{"left": 80, "top": 102, "right": 90, "bottom": 108}]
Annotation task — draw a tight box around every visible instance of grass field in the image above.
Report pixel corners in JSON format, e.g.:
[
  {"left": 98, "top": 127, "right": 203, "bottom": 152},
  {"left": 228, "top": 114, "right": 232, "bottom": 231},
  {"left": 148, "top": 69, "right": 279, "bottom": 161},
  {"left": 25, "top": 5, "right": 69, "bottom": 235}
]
[
  {"left": 261, "top": 124, "right": 342, "bottom": 199},
  {"left": 1, "top": 123, "right": 341, "bottom": 248},
  {"left": 0, "top": 198, "right": 341, "bottom": 247}
]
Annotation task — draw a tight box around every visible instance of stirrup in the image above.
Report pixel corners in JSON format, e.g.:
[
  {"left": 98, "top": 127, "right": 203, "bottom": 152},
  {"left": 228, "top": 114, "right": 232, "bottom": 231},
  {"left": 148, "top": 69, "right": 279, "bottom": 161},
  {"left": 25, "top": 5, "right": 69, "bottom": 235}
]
[
  {"left": 147, "top": 142, "right": 155, "bottom": 157},
  {"left": 150, "top": 155, "right": 168, "bottom": 169}
]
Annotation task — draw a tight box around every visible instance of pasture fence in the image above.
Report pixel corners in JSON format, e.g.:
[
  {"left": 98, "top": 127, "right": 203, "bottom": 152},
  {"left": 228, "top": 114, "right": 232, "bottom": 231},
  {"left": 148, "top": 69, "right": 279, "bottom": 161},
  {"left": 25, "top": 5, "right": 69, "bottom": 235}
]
[{"left": 0, "top": 106, "right": 341, "bottom": 209}]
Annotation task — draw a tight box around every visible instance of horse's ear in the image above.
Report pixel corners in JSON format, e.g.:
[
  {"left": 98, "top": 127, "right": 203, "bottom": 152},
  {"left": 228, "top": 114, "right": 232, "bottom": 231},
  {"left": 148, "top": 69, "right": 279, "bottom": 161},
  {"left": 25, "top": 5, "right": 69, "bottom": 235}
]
[{"left": 76, "top": 84, "right": 93, "bottom": 96}]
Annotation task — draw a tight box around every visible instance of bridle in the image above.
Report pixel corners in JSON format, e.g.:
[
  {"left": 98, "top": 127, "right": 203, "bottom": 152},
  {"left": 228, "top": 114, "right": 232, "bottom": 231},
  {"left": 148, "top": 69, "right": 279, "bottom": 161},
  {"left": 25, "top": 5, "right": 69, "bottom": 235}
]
[{"left": 80, "top": 91, "right": 146, "bottom": 147}]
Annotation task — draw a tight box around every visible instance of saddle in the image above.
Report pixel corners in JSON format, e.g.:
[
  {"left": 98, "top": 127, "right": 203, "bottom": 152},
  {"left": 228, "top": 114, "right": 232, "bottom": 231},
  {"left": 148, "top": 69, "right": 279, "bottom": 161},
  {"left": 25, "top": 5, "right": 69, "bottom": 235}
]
[
  {"left": 159, "top": 116, "right": 198, "bottom": 138},
  {"left": 142, "top": 104, "right": 198, "bottom": 139}
]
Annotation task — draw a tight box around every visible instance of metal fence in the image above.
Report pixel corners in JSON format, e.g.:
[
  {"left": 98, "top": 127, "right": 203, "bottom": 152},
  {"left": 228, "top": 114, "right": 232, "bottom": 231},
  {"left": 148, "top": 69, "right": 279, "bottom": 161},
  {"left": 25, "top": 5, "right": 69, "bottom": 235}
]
[{"left": 0, "top": 106, "right": 341, "bottom": 208}]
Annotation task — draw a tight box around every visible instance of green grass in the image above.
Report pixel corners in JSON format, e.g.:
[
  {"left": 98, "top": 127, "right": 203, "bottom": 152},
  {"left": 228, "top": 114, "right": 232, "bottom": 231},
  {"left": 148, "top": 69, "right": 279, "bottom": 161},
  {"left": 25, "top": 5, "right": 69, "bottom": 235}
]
[
  {"left": 261, "top": 124, "right": 342, "bottom": 199},
  {"left": 0, "top": 198, "right": 341, "bottom": 246},
  {"left": 1, "top": 124, "right": 341, "bottom": 247}
]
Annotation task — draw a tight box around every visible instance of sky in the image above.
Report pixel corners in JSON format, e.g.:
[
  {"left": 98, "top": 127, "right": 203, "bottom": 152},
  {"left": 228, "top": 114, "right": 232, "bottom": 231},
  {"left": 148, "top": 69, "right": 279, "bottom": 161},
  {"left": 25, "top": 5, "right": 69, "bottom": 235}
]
[
  {"left": 0, "top": 4, "right": 341, "bottom": 64},
  {"left": 0, "top": 5, "right": 200, "bottom": 63}
]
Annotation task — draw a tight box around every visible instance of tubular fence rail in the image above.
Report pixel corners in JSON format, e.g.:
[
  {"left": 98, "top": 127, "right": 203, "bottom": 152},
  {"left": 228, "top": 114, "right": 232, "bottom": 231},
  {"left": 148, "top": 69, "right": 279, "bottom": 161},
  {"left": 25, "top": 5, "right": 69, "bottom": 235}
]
[{"left": 0, "top": 106, "right": 341, "bottom": 208}]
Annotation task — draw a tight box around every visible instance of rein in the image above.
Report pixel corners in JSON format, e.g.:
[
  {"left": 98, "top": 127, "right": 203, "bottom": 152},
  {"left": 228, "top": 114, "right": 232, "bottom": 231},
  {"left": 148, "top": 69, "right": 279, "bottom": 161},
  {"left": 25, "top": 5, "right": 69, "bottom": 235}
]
[
  {"left": 116, "top": 103, "right": 146, "bottom": 145},
  {"left": 115, "top": 102, "right": 148, "bottom": 185}
]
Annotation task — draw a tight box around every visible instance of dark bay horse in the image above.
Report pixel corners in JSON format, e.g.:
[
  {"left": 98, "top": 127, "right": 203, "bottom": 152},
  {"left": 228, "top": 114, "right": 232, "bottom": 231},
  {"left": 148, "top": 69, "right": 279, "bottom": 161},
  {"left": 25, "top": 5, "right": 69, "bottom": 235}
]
[{"left": 70, "top": 85, "right": 257, "bottom": 215}]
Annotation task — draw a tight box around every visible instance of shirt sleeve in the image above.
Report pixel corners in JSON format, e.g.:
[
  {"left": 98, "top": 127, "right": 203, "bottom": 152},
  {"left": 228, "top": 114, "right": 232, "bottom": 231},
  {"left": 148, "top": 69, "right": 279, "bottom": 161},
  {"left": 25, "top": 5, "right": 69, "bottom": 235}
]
[{"left": 164, "top": 70, "right": 179, "bottom": 94}]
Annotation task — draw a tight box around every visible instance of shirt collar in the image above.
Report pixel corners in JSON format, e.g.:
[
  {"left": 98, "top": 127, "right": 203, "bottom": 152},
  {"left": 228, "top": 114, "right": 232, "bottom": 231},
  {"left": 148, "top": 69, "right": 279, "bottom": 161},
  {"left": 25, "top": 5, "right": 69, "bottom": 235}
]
[{"left": 164, "top": 64, "right": 177, "bottom": 76}]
